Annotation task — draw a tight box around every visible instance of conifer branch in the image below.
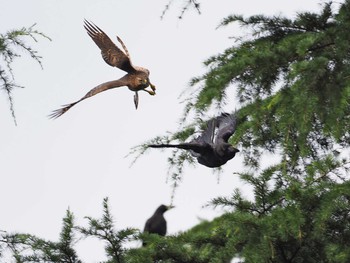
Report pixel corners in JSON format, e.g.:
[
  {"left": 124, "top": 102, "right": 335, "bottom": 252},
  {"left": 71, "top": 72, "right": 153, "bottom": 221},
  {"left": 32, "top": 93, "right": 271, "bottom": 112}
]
[{"left": 0, "top": 24, "right": 51, "bottom": 125}]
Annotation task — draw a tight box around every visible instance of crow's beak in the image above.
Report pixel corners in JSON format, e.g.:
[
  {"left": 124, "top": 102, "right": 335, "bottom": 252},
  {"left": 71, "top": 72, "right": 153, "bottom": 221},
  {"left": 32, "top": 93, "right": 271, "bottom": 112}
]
[
  {"left": 231, "top": 145, "right": 240, "bottom": 152},
  {"left": 167, "top": 205, "right": 175, "bottom": 210}
]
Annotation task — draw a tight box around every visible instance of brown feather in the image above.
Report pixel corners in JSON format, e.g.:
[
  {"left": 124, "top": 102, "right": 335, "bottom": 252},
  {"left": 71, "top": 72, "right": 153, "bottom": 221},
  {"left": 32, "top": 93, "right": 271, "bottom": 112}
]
[
  {"left": 50, "top": 21, "right": 155, "bottom": 119},
  {"left": 83, "top": 20, "right": 135, "bottom": 73},
  {"left": 49, "top": 78, "right": 128, "bottom": 119}
]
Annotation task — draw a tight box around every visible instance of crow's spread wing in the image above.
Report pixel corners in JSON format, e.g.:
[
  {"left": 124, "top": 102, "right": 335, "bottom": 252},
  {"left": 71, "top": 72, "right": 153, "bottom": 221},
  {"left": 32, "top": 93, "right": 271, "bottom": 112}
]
[
  {"left": 197, "top": 118, "right": 216, "bottom": 144},
  {"left": 216, "top": 113, "right": 237, "bottom": 143}
]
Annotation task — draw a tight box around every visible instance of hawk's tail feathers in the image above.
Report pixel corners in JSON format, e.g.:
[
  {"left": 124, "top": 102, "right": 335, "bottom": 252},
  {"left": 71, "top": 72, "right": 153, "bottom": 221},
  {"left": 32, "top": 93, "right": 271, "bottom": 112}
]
[{"left": 48, "top": 101, "right": 79, "bottom": 119}]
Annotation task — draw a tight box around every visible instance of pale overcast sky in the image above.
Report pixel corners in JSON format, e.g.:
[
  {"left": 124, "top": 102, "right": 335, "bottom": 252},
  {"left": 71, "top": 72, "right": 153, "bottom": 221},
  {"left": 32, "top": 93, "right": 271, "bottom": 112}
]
[{"left": 1, "top": 1, "right": 323, "bottom": 262}]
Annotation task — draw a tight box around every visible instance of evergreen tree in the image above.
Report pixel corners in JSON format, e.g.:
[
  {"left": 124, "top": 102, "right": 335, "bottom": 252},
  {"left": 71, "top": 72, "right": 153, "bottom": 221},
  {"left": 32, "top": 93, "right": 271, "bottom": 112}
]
[
  {"left": 0, "top": 24, "right": 50, "bottom": 124},
  {"left": 0, "top": 210, "right": 81, "bottom": 262},
  {"left": 128, "top": 1, "right": 350, "bottom": 262},
  {"left": 76, "top": 198, "right": 138, "bottom": 263},
  {"left": 161, "top": 0, "right": 201, "bottom": 19},
  {"left": 1, "top": 1, "right": 350, "bottom": 262}
]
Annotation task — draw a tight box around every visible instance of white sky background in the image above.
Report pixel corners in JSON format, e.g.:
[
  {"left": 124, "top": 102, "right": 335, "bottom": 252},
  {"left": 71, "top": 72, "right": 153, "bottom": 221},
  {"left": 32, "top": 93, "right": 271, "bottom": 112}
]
[{"left": 1, "top": 1, "right": 323, "bottom": 262}]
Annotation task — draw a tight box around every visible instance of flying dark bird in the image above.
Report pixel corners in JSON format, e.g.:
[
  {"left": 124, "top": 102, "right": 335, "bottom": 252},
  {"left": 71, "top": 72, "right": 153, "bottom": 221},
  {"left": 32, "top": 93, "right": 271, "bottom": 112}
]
[
  {"left": 49, "top": 20, "right": 155, "bottom": 119},
  {"left": 148, "top": 113, "right": 239, "bottom": 168},
  {"left": 143, "top": 204, "right": 174, "bottom": 246}
]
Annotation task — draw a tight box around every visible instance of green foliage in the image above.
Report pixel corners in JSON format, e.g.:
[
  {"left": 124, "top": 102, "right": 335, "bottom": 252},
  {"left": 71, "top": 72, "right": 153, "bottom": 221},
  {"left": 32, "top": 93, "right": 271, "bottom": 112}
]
[
  {"left": 76, "top": 198, "right": 138, "bottom": 263},
  {"left": 161, "top": 0, "right": 201, "bottom": 19},
  {"left": 136, "top": 0, "right": 350, "bottom": 173},
  {"left": 127, "top": 1, "right": 350, "bottom": 262},
  {"left": 206, "top": 157, "right": 350, "bottom": 263},
  {"left": 0, "top": 24, "right": 50, "bottom": 124},
  {"left": 2, "top": 1, "right": 350, "bottom": 262},
  {"left": 0, "top": 199, "right": 138, "bottom": 263},
  {"left": 0, "top": 209, "right": 81, "bottom": 262}
]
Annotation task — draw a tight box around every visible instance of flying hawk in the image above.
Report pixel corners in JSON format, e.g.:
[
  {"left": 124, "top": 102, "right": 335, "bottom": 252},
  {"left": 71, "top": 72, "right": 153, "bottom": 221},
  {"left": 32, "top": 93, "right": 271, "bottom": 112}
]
[
  {"left": 49, "top": 20, "right": 155, "bottom": 119},
  {"left": 148, "top": 113, "right": 239, "bottom": 168}
]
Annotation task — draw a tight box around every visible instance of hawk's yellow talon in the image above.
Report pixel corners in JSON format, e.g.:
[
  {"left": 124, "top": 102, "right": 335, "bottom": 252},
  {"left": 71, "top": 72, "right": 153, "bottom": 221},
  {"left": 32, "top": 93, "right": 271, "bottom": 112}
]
[
  {"left": 148, "top": 90, "right": 156, "bottom": 96},
  {"left": 150, "top": 84, "right": 156, "bottom": 91}
]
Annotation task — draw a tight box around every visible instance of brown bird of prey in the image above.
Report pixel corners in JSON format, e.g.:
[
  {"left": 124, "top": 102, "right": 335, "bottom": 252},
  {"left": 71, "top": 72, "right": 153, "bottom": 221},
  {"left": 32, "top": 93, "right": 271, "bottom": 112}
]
[
  {"left": 49, "top": 20, "right": 155, "bottom": 119},
  {"left": 148, "top": 113, "right": 239, "bottom": 168},
  {"left": 143, "top": 204, "right": 174, "bottom": 246}
]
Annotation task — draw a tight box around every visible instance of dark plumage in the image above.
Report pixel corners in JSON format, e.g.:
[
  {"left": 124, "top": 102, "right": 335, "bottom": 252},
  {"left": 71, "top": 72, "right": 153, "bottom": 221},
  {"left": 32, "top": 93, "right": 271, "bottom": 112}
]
[
  {"left": 143, "top": 205, "right": 173, "bottom": 246},
  {"left": 148, "top": 113, "right": 239, "bottom": 168},
  {"left": 49, "top": 20, "right": 155, "bottom": 119}
]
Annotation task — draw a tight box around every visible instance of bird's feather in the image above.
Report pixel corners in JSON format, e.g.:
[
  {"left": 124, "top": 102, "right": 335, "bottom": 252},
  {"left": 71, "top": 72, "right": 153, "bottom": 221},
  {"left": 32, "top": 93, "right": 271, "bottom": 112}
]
[
  {"left": 83, "top": 20, "right": 135, "bottom": 73},
  {"left": 143, "top": 219, "right": 153, "bottom": 233},
  {"left": 216, "top": 113, "right": 237, "bottom": 143},
  {"left": 143, "top": 205, "right": 169, "bottom": 236},
  {"left": 49, "top": 79, "right": 128, "bottom": 119},
  {"left": 147, "top": 113, "right": 238, "bottom": 168},
  {"left": 197, "top": 118, "right": 216, "bottom": 144},
  {"left": 148, "top": 142, "right": 210, "bottom": 154}
]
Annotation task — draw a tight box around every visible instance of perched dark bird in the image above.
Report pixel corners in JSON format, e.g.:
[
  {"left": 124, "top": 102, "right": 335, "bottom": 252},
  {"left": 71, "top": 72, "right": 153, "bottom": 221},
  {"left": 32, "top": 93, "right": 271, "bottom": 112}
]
[
  {"left": 49, "top": 20, "right": 155, "bottom": 119},
  {"left": 143, "top": 204, "right": 174, "bottom": 246},
  {"left": 148, "top": 113, "right": 239, "bottom": 168}
]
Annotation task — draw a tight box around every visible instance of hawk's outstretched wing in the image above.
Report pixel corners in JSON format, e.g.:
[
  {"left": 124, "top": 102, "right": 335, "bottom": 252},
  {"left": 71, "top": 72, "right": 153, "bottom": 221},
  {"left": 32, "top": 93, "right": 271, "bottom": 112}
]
[
  {"left": 84, "top": 20, "right": 135, "bottom": 73},
  {"left": 49, "top": 78, "right": 128, "bottom": 119}
]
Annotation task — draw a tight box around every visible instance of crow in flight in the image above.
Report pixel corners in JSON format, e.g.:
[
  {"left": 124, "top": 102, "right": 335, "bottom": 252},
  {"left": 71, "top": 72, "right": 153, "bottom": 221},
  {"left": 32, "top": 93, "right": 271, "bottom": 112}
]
[{"left": 148, "top": 113, "right": 239, "bottom": 168}]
